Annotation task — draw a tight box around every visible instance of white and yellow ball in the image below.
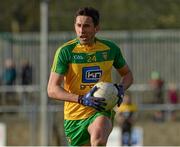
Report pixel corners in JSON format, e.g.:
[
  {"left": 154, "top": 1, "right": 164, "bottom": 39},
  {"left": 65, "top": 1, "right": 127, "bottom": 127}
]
[{"left": 93, "top": 82, "right": 119, "bottom": 111}]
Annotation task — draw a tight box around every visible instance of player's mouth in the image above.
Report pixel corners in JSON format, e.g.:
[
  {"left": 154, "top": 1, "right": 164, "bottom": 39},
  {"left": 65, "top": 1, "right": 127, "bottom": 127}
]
[
  {"left": 80, "top": 35, "right": 88, "bottom": 38},
  {"left": 79, "top": 36, "right": 88, "bottom": 41}
]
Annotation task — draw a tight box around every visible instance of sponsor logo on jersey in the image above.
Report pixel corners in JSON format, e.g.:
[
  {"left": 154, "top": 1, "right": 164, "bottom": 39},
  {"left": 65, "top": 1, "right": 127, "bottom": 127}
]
[
  {"left": 82, "top": 66, "right": 102, "bottom": 83},
  {"left": 80, "top": 84, "right": 94, "bottom": 90},
  {"left": 73, "top": 55, "right": 84, "bottom": 60}
]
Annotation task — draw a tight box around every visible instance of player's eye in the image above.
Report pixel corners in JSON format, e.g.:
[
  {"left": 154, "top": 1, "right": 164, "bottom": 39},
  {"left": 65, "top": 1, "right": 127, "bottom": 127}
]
[{"left": 76, "top": 23, "right": 81, "bottom": 27}]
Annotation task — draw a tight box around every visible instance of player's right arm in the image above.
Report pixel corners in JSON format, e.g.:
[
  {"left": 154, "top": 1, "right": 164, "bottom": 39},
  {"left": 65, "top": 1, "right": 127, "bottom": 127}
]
[
  {"left": 47, "top": 72, "right": 79, "bottom": 102},
  {"left": 47, "top": 72, "right": 106, "bottom": 111}
]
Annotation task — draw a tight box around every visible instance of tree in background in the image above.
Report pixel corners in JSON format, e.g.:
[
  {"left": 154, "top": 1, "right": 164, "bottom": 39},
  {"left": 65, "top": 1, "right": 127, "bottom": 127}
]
[{"left": 0, "top": 0, "right": 180, "bottom": 32}]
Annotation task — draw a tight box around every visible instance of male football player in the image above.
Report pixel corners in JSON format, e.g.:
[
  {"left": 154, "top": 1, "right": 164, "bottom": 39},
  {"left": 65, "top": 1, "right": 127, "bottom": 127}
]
[{"left": 47, "top": 7, "right": 133, "bottom": 146}]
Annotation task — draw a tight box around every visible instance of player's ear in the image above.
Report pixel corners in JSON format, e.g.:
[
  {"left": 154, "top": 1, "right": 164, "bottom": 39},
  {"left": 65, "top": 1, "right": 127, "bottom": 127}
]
[{"left": 95, "top": 25, "right": 100, "bottom": 33}]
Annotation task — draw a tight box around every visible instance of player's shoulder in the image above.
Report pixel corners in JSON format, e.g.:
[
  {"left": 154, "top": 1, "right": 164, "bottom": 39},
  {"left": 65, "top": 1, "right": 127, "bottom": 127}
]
[
  {"left": 54, "top": 38, "right": 78, "bottom": 56},
  {"left": 96, "top": 37, "right": 119, "bottom": 48},
  {"left": 59, "top": 38, "right": 78, "bottom": 50}
]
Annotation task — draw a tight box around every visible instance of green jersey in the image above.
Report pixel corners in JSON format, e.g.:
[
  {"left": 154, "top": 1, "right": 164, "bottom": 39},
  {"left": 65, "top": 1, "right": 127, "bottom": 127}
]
[{"left": 51, "top": 37, "right": 126, "bottom": 120}]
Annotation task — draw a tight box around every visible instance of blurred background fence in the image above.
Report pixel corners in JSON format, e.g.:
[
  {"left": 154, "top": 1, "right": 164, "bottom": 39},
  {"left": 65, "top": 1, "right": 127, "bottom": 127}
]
[{"left": 0, "top": 30, "right": 180, "bottom": 145}]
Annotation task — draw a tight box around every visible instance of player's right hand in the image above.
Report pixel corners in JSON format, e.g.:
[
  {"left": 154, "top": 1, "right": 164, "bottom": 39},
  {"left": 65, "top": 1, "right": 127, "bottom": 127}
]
[{"left": 78, "top": 86, "right": 107, "bottom": 111}]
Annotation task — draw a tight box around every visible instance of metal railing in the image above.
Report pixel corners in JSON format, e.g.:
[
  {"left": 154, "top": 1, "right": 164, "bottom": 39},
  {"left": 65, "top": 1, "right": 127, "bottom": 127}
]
[{"left": 0, "top": 30, "right": 180, "bottom": 145}]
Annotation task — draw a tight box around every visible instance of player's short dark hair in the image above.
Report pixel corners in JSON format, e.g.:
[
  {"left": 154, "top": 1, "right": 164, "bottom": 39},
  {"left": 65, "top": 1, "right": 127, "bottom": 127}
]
[{"left": 75, "top": 7, "right": 100, "bottom": 26}]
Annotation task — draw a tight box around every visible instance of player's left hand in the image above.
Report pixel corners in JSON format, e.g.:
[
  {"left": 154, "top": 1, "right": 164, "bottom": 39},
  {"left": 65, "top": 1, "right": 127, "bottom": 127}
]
[
  {"left": 78, "top": 86, "right": 107, "bottom": 111},
  {"left": 114, "top": 84, "right": 124, "bottom": 107}
]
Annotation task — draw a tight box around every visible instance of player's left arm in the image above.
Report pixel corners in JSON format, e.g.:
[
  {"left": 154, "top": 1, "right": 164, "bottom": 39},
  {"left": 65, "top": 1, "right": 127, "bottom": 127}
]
[
  {"left": 115, "top": 64, "right": 133, "bottom": 106},
  {"left": 117, "top": 64, "right": 133, "bottom": 91}
]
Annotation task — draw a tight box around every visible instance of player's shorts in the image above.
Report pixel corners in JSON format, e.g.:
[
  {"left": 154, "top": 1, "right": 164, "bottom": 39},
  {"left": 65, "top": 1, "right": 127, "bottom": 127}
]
[{"left": 64, "top": 110, "right": 115, "bottom": 146}]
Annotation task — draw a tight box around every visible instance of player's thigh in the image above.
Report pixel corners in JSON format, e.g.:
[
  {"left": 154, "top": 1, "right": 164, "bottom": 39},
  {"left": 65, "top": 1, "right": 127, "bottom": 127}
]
[{"left": 88, "top": 115, "right": 113, "bottom": 139}]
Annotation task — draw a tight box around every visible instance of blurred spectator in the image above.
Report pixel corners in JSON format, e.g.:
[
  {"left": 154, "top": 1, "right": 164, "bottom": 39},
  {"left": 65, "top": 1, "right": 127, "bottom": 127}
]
[
  {"left": 117, "top": 94, "right": 137, "bottom": 146},
  {"left": 168, "top": 83, "right": 179, "bottom": 121},
  {"left": 2, "top": 58, "right": 16, "bottom": 85},
  {"left": 21, "top": 60, "right": 33, "bottom": 85},
  {"left": 149, "top": 71, "right": 165, "bottom": 122},
  {"left": 20, "top": 60, "right": 33, "bottom": 107},
  {"left": 168, "top": 83, "right": 178, "bottom": 104},
  {"left": 1, "top": 59, "right": 17, "bottom": 105},
  {"left": 149, "top": 71, "right": 164, "bottom": 104}
]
